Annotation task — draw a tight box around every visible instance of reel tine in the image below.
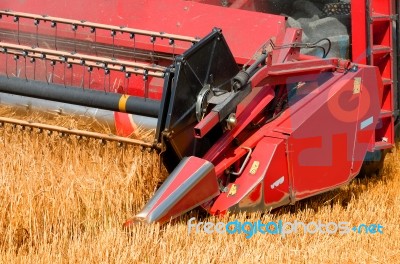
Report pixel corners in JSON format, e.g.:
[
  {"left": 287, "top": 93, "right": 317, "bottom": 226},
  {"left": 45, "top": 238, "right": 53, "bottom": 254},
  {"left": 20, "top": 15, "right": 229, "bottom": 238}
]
[
  {"left": 129, "top": 33, "right": 136, "bottom": 62},
  {"left": 72, "top": 24, "right": 78, "bottom": 53},
  {"left": 50, "top": 60, "right": 56, "bottom": 83},
  {"left": 88, "top": 66, "right": 92, "bottom": 89},
  {"left": 14, "top": 16, "right": 20, "bottom": 45},
  {"left": 111, "top": 30, "right": 116, "bottom": 59},
  {"left": 63, "top": 62, "right": 66, "bottom": 87},
  {"left": 81, "top": 64, "right": 85, "bottom": 89},
  {"left": 69, "top": 63, "right": 73, "bottom": 86},
  {"left": 5, "top": 52, "right": 9, "bottom": 79},
  {"left": 143, "top": 72, "right": 149, "bottom": 99},
  {"left": 34, "top": 18, "right": 40, "bottom": 47},
  {"left": 45, "top": 58, "right": 49, "bottom": 84},
  {"left": 169, "top": 38, "right": 175, "bottom": 59},
  {"left": 150, "top": 36, "right": 156, "bottom": 64},
  {"left": 30, "top": 57, "right": 36, "bottom": 80},
  {"left": 91, "top": 27, "right": 98, "bottom": 56},
  {"left": 108, "top": 70, "right": 111, "bottom": 92},
  {"left": 51, "top": 21, "right": 58, "bottom": 50},
  {"left": 14, "top": 54, "right": 19, "bottom": 78},
  {"left": 24, "top": 56, "right": 27, "bottom": 81}
]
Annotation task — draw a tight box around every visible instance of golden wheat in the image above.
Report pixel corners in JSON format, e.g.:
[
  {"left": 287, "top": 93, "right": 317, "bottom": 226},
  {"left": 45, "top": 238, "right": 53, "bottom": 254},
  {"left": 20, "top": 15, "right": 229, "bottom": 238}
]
[{"left": 0, "top": 106, "right": 399, "bottom": 263}]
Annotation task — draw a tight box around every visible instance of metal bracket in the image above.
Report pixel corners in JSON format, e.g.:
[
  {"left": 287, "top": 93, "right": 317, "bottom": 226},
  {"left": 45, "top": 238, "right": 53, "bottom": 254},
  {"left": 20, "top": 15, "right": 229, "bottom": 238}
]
[{"left": 230, "top": 147, "right": 252, "bottom": 176}]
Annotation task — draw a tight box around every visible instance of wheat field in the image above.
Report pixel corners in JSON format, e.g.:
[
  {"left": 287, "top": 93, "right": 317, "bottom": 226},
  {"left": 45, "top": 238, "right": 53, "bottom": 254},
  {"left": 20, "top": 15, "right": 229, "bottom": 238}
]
[{"left": 0, "top": 106, "right": 399, "bottom": 264}]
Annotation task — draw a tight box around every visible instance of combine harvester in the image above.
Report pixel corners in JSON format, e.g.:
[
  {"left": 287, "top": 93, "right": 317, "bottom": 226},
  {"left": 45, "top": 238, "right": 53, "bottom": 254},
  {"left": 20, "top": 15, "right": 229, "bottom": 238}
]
[{"left": 0, "top": 0, "right": 398, "bottom": 225}]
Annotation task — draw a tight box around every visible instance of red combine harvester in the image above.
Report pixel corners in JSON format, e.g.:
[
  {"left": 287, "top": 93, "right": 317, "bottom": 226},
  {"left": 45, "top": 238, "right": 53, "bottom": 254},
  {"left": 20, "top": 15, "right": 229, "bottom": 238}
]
[{"left": 0, "top": 0, "right": 397, "bottom": 225}]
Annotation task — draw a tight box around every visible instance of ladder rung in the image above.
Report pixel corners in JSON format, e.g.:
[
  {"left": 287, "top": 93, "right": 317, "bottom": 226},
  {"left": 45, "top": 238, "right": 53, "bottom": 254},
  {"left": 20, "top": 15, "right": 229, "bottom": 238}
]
[
  {"left": 382, "top": 78, "right": 392, "bottom": 85},
  {"left": 371, "top": 12, "right": 392, "bottom": 22},
  {"left": 372, "top": 45, "right": 391, "bottom": 55},
  {"left": 374, "top": 141, "right": 393, "bottom": 150},
  {"left": 380, "top": 110, "right": 392, "bottom": 118}
]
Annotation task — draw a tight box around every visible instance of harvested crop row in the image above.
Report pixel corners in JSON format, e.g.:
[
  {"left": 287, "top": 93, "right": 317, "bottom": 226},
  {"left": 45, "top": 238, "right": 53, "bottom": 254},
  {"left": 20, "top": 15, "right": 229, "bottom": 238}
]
[{"left": 0, "top": 106, "right": 399, "bottom": 263}]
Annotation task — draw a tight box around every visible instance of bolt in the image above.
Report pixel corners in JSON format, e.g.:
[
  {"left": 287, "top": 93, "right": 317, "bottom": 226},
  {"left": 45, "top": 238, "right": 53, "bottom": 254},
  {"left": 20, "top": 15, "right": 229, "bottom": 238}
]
[
  {"left": 220, "top": 0, "right": 229, "bottom": 7},
  {"left": 351, "top": 64, "right": 359, "bottom": 72}
]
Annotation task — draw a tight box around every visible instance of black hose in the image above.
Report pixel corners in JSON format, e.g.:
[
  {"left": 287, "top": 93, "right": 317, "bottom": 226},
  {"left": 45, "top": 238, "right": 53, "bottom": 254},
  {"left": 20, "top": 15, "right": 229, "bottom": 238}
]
[
  {"left": 270, "top": 38, "right": 332, "bottom": 58},
  {"left": 233, "top": 53, "right": 268, "bottom": 90}
]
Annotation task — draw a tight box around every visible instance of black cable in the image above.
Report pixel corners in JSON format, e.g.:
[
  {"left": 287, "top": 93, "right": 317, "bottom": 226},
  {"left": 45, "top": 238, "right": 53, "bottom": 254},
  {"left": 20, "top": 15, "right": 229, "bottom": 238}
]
[
  {"left": 271, "top": 38, "right": 332, "bottom": 58},
  {"left": 311, "top": 38, "right": 332, "bottom": 58}
]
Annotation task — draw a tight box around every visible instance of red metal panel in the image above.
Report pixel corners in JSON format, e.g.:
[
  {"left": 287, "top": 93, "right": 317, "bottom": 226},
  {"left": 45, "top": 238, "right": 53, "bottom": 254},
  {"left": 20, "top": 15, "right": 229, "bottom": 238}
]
[
  {"left": 0, "top": 0, "right": 285, "bottom": 64},
  {"left": 285, "top": 67, "right": 381, "bottom": 199},
  {"left": 351, "top": 0, "right": 367, "bottom": 64},
  {"left": 209, "top": 137, "right": 287, "bottom": 214},
  {"left": 192, "top": 0, "right": 256, "bottom": 11},
  {"left": 250, "top": 59, "right": 339, "bottom": 88},
  {"left": 208, "top": 64, "right": 382, "bottom": 214},
  {"left": 129, "top": 156, "right": 219, "bottom": 224},
  {"left": 262, "top": 139, "right": 290, "bottom": 207},
  {"left": 203, "top": 86, "right": 275, "bottom": 169}
]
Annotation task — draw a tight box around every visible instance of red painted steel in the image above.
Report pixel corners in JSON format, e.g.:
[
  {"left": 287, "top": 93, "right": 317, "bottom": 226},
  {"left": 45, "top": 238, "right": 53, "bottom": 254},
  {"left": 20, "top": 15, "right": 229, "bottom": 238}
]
[
  {"left": 250, "top": 59, "right": 339, "bottom": 88},
  {"left": 352, "top": 0, "right": 396, "bottom": 150},
  {"left": 208, "top": 64, "right": 382, "bottom": 214},
  {"left": 203, "top": 86, "right": 275, "bottom": 168},
  {"left": 210, "top": 137, "right": 288, "bottom": 214},
  {"left": 194, "top": 111, "right": 220, "bottom": 138},
  {"left": 114, "top": 112, "right": 137, "bottom": 137},
  {"left": 192, "top": 0, "right": 256, "bottom": 11},
  {"left": 128, "top": 156, "right": 219, "bottom": 224},
  {"left": 0, "top": 0, "right": 285, "bottom": 64},
  {"left": 0, "top": 0, "right": 396, "bottom": 224},
  {"left": 271, "top": 28, "right": 302, "bottom": 64},
  {"left": 351, "top": 1, "right": 368, "bottom": 64},
  {"left": 0, "top": 0, "right": 285, "bottom": 136}
]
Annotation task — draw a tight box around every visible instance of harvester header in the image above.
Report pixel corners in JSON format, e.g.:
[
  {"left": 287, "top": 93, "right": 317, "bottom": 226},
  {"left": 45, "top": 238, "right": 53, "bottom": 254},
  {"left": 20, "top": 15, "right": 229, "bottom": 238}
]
[{"left": 0, "top": 0, "right": 396, "bottom": 227}]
